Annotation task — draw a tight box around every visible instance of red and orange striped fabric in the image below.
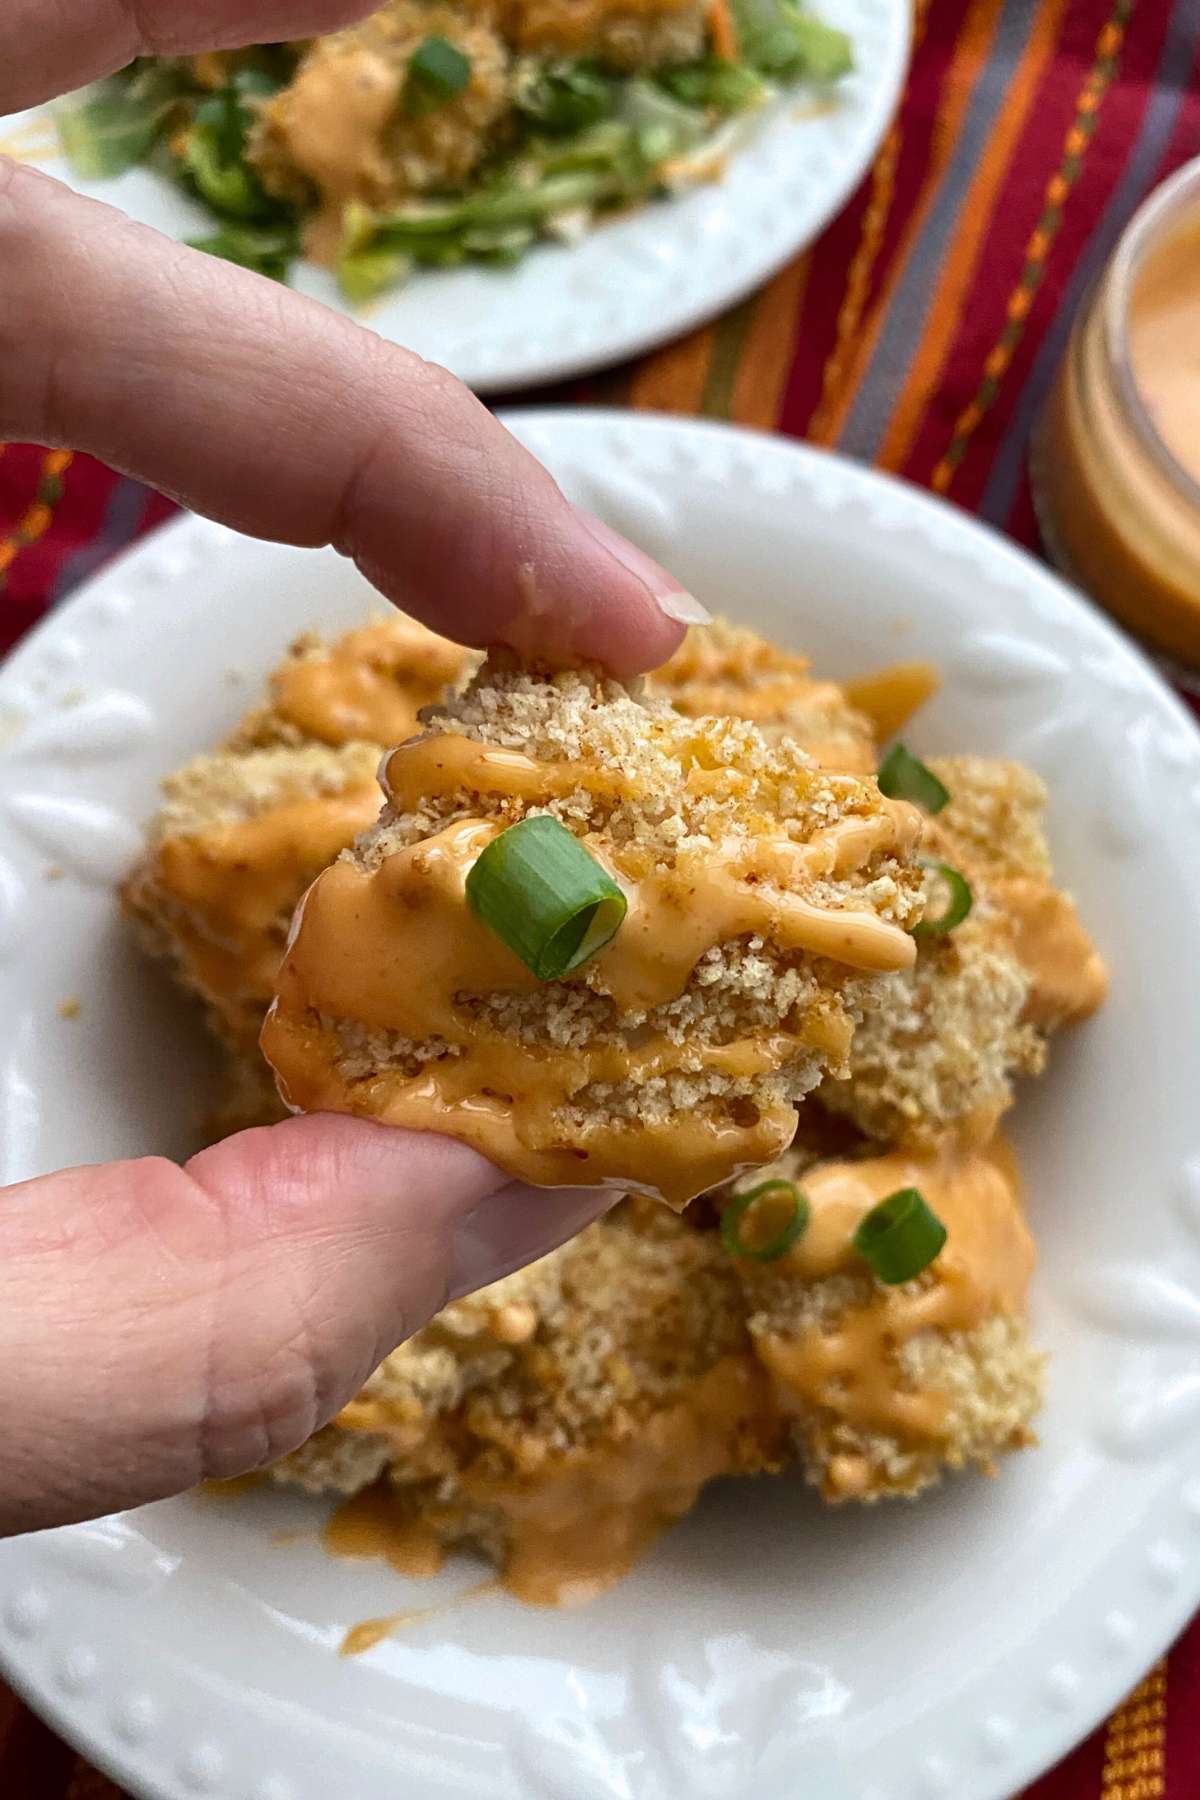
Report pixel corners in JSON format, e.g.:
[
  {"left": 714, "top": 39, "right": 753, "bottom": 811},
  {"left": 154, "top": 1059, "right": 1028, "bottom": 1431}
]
[{"left": 3, "top": 0, "right": 1200, "bottom": 1791}]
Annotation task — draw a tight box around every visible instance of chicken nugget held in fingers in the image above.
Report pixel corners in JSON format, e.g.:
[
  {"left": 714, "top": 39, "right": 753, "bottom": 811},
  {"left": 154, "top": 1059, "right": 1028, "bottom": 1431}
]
[{"left": 262, "top": 654, "right": 928, "bottom": 1207}]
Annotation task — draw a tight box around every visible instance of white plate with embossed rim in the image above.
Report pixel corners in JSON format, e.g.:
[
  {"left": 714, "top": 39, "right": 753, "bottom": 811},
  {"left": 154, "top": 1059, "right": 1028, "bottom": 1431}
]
[
  {"left": 1, "top": 411, "right": 1200, "bottom": 1800},
  {"left": 0, "top": 0, "right": 908, "bottom": 393}
]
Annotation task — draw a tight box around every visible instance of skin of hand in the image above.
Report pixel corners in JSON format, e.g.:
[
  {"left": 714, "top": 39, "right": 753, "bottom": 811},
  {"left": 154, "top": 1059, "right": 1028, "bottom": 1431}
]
[{"left": 0, "top": 0, "right": 708, "bottom": 1536}]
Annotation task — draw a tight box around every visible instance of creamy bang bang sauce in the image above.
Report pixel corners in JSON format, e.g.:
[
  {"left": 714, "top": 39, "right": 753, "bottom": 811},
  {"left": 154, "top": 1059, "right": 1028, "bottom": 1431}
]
[
  {"left": 319, "top": 1140, "right": 1033, "bottom": 1617},
  {"left": 261, "top": 727, "right": 923, "bottom": 1207}
]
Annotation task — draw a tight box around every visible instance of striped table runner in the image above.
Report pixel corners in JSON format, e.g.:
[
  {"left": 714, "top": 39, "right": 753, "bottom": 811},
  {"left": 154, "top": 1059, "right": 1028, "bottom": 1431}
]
[{"left": 2, "top": 0, "right": 1199, "bottom": 1792}]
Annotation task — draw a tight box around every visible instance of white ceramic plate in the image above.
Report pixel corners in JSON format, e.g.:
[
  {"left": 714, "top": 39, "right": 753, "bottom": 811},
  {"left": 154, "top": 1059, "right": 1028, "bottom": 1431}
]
[
  {"left": 0, "top": 0, "right": 907, "bottom": 393},
  {"left": 2, "top": 412, "right": 1200, "bottom": 1800}
]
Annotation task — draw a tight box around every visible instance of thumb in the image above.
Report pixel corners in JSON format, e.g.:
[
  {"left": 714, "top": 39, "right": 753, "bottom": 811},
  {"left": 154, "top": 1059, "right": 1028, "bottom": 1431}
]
[{"left": 0, "top": 1114, "right": 609, "bottom": 1533}]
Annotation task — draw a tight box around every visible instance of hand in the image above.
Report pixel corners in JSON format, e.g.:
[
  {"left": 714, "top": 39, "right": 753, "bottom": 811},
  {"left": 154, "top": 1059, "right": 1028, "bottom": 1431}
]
[{"left": 0, "top": 0, "right": 703, "bottom": 1535}]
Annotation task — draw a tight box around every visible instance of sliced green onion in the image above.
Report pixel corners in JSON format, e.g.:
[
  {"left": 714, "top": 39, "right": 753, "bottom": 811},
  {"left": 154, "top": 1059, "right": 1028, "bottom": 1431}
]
[
  {"left": 55, "top": 67, "right": 182, "bottom": 179},
  {"left": 230, "top": 66, "right": 285, "bottom": 103},
  {"left": 853, "top": 1187, "right": 947, "bottom": 1285},
  {"left": 786, "top": 12, "right": 854, "bottom": 81},
  {"left": 461, "top": 222, "right": 538, "bottom": 263},
  {"left": 657, "top": 57, "right": 768, "bottom": 114},
  {"left": 193, "top": 89, "right": 247, "bottom": 160},
  {"left": 182, "top": 118, "right": 277, "bottom": 218},
  {"left": 733, "top": 0, "right": 852, "bottom": 80},
  {"left": 721, "top": 1179, "right": 810, "bottom": 1261},
  {"left": 515, "top": 58, "right": 616, "bottom": 133},
  {"left": 876, "top": 742, "right": 950, "bottom": 813},
  {"left": 619, "top": 78, "right": 709, "bottom": 157},
  {"left": 403, "top": 36, "right": 472, "bottom": 116},
  {"left": 465, "top": 815, "right": 627, "bottom": 981},
  {"left": 912, "top": 859, "right": 973, "bottom": 936},
  {"left": 337, "top": 243, "right": 414, "bottom": 302},
  {"left": 189, "top": 70, "right": 281, "bottom": 171}
]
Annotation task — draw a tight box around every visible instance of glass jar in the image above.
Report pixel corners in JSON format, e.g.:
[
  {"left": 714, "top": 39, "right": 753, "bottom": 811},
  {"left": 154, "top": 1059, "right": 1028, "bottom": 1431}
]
[{"left": 1034, "top": 155, "right": 1200, "bottom": 674}]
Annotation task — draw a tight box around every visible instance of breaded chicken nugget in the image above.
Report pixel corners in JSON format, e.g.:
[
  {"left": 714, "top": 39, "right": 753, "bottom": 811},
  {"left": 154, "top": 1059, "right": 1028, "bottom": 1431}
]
[
  {"left": 125, "top": 613, "right": 471, "bottom": 1063},
  {"left": 262, "top": 657, "right": 926, "bottom": 1205},
  {"left": 820, "top": 755, "right": 1105, "bottom": 1147},
  {"left": 228, "top": 616, "right": 473, "bottom": 752},
  {"left": 251, "top": 1, "right": 512, "bottom": 247},
  {"left": 459, "top": 0, "right": 707, "bottom": 68},
  {"left": 275, "top": 1201, "right": 787, "bottom": 1602},
  {"left": 273, "top": 1247, "right": 567, "bottom": 1498},
  {"left": 819, "top": 912, "right": 1043, "bottom": 1148},
  {"left": 648, "top": 619, "right": 878, "bottom": 772},
  {"left": 123, "top": 742, "right": 382, "bottom": 1056},
  {"left": 724, "top": 1134, "right": 1043, "bottom": 1501},
  {"left": 930, "top": 755, "right": 1107, "bottom": 1030}
]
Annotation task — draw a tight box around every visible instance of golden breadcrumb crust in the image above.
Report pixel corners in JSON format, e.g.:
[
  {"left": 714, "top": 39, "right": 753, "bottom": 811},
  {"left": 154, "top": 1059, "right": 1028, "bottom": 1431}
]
[{"left": 268, "top": 655, "right": 925, "bottom": 1199}]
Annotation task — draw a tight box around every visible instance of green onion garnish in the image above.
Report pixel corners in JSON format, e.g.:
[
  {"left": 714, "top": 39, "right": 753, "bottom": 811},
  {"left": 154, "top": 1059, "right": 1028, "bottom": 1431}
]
[
  {"left": 515, "top": 59, "right": 616, "bottom": 133},
  {"left": 853, "top": 1187, "right": 947, "bottom": 1285},
  {"left": 56, "top": 88, "right": 163, "bottom": 179},
  {"left": 657, "top": 57, "right": 767, "bottom": 114},
  {"left": 721, "top": 1179, "right": 810, "bottom": 1261},
  {"left": 733, "top": 0, "right": 852, "bottom": 81},
  {"left": 337, "top": 242, "right": 414, "bottom": 302},
  {"left": 182, "top": 80, "right": 284, "bottom": 221},
  {"left": 912, "top": 859, "right": 973, "bottom": 936},
  {"left": 403, "top": 37, "right": 472, "bottom": 116},
  {"left": 877, "top": 743, "right": 950, "bottom": 814},
  {"left": 465, "top": 815, "right": 627, "bottom": 981}
]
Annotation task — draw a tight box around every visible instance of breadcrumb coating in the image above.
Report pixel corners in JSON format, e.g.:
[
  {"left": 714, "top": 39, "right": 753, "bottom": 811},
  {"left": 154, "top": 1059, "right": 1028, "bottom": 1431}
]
[
  {"left": 647, "top": 620, "right": 878, "bottom": 772},
  {"left": 928, "top": 755, "right": 1052, "bottom": 884},
  {"left": 125, "top": 613, "right": 470, "bottom": 1063},
  {"left": 274, "top": 1252, "right": 565, "bottom": 1493},
  {"left": 820, "top": 912, "right": 1044, "bottom": 1148},
  {"left": 274, "top": 1201, "right": 788, "bottom": 1598},
  {"left": 122, "top": 741, "right": 381, "bottom": 1055},
  {"left": 725, "top": 1139, "right": 1044, "bottom": 1501},
  {"left": 819, "top": 754, "right": 1106, "bottom": 1147},
  {"left": 478, "top": 0, "right": 707, "bottom": 67},
  {"left": 263, "top": 656, "right": 926, "bottom": 1203}
]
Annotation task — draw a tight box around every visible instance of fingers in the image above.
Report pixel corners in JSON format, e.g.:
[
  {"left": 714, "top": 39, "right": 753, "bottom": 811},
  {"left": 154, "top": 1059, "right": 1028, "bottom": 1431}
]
[
  {"left": 446, "top": 1179, "right": 618, "bottom": 1302},
  {"left": 0, "top": 163, "right": 700, "bottom": 672},
  {"left": 0, "top": 1114, "right": 610, "bottom": 1533},
  {"left": 2, "top": 1, "right": 377, "bottom": 113}
]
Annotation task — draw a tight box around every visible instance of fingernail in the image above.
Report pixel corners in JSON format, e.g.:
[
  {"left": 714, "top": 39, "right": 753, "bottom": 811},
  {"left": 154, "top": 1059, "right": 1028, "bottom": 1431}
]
[
  {"left": 572, "top": 506, "right": 710, "bottom": 625},
  {"left": 657, "top": 590, "right": 712, "bottom": 624}
]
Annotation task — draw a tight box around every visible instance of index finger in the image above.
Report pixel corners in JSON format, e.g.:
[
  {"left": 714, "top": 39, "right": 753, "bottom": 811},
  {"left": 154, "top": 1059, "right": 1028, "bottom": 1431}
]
[
  {"left": 2, "top": 1, "right": 377, "bottom": 113},
  {"left": 0, "top": 163, "right": 699, "bottom": 672}
]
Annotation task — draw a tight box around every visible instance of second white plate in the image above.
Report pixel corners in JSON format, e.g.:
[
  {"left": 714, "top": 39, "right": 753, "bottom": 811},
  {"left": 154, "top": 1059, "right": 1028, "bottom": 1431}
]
[{"left": 0, "top": 0, "right": 908, "bottom": 391}]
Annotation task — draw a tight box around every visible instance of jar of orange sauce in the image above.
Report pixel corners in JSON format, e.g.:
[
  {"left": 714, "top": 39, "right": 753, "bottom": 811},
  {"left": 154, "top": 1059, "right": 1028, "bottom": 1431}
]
[{"left": 1034, "top": 155, "right": 1200, "bottom": 674}]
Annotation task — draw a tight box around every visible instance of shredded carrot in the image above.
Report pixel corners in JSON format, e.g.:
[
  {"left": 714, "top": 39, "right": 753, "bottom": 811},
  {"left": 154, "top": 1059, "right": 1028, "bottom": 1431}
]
[{"left": 708, "top": 0, "right": 739, "bottom": 63}]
